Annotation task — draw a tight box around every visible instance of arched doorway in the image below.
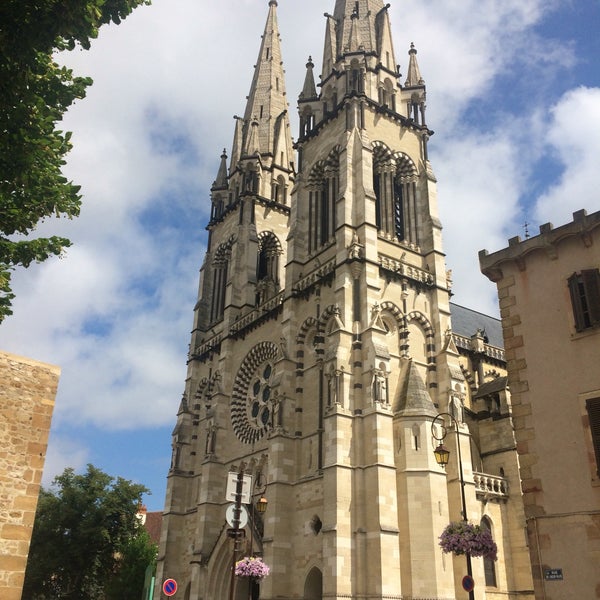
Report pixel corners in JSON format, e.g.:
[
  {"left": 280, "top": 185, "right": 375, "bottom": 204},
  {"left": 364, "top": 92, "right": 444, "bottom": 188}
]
[{"left": 303, "top": 566, "right": 323, "bottom": 600}]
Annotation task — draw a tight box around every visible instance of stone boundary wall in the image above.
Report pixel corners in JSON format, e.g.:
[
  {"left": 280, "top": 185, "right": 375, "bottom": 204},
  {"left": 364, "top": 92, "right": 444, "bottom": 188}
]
[{"left": 0, "top": 351, "right": 60, "bottom": 600}]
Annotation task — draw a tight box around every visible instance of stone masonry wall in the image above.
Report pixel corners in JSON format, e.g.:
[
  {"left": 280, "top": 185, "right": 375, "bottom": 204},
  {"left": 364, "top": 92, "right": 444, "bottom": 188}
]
[{"left": 0, "top": 351, "right": 60, "bottom": 600}]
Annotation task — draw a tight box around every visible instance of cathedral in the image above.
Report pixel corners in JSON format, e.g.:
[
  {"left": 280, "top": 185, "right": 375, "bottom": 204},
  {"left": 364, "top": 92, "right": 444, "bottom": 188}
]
[{"left": 154, "top": 1, "right": 535, "bottom": 599}]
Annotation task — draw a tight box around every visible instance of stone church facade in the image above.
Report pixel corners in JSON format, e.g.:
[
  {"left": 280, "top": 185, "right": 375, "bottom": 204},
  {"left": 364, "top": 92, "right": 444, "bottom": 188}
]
[{"left": 155, "top": 2, "right": 534, "bottom": 599}]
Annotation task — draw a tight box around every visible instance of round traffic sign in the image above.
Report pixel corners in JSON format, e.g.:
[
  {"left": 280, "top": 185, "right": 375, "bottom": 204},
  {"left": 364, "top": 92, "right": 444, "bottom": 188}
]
[
  {"left": 462, "top": 575, "right": 475, "bottom": 592},
  {"left": 163, "top": 578, "right": 178, "bottom": 596},
  {"left": 225, "top": 503, "right": 248, "bottom": 528}
]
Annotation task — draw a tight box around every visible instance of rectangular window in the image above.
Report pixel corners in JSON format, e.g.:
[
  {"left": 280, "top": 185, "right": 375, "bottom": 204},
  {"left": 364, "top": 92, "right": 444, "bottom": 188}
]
[
  {"left": 568, "top": 269, "right": 600, "bottom": 332},
  {"left": 587, "top": 398, "right": 600, "bottom": 478}
]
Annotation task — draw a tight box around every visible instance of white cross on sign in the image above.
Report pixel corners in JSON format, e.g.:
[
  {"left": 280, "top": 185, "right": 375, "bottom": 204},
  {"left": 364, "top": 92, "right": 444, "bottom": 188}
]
[{"left": 225, "top": 472, "right": 253, "bottom": 504}]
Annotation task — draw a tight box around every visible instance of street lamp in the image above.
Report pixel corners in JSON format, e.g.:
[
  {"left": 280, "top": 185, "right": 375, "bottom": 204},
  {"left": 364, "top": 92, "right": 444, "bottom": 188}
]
[
  {"left": 432, "top": 412, "right": 474, "bottom": 600},
  {"left": 227, "top": 466, "right": 269, "bottom": 600}
]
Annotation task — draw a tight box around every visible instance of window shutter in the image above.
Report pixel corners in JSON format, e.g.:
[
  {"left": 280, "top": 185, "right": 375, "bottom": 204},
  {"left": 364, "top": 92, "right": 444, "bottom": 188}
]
[
  {"left": 587, "top": 398, "right": 600, "bottom": 478},
  {"left": 582, "top": 269, "right": 600, "bottom": 326},
  {"left": 568, "top": 273, "right": 585, "bottom": 331}
]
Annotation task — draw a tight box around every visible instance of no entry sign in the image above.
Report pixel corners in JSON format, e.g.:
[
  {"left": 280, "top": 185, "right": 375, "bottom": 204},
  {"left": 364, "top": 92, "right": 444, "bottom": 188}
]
[{"left": 163, "top": 578, "right": 177, "bottom": 596}]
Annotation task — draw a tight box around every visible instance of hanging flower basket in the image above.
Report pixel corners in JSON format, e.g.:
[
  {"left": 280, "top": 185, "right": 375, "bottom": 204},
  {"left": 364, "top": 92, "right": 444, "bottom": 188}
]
[
  {"left": 235, "top": 556, "right": 271, "bottom": 579},
  {"left": 439, "top": 521, "right": 497, "bottom": 561}
]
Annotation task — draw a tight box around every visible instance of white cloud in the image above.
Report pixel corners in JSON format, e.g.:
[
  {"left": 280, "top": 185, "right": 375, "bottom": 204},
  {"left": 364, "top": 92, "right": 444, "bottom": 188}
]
[
  {"left": 534, "top": 86, "right": 600, "bottom": 224},
  {"left": 42, "top": 435, "right": 90, "bottom": 488}
]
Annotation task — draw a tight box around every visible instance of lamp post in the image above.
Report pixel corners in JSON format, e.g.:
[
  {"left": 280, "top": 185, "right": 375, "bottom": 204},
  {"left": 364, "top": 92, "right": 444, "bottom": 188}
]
[
  {"left": 432, "top": 412, "right": 474, "bottom": 600},
  {"left": 227, "top": 467, "right": 268, "bottom": 600},
  {"left": 247, "top": 474, "right": 268, "bottom": 600}
]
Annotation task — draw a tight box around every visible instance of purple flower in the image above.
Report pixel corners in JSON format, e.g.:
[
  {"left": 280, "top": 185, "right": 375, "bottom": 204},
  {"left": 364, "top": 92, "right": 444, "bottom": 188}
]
[
  {"left": 439, "top": 521, "right": 497, "bottom": 561},
  {"left": 235, "top": 556, "right": 271, "bottom": 579}
]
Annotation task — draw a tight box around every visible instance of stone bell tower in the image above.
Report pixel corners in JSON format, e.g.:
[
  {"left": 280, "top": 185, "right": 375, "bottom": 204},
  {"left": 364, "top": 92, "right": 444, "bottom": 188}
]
[{"left": 155, "top": 2, "right": 534, "bottom": 599}]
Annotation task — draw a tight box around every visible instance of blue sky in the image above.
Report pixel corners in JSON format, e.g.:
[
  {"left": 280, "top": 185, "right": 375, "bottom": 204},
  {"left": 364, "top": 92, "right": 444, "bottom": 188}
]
[{"left": 0, "top": 0, "right": 599, "bottom": 511}]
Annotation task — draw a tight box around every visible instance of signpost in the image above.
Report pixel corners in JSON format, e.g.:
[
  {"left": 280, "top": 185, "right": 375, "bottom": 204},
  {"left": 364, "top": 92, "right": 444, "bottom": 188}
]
[{"left": 163, "top": 578, "right": 177, "bottom": 597}]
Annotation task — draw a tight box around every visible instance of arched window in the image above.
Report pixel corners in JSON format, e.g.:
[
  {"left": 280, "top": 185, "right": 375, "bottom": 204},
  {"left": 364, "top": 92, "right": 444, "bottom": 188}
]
[
  {"left": 210, "top": 242, "right": 232, "bottom": 322},
  {"left": 271, "top": 175, "right": 286, "bottom": 204},
  {"left": 372, "top": 144, "right": 418, "bottom": 243},
  {"left": 256, "top": 232, "right": 282, "bottom": 305},
  {"left": 307, "top": 148, "right": 340, "bottom": 253},
  {"left": 348, "top": 59, "right": 364, "bottom": 94},
  {"left": 481, "top": 517, "right": 497, "bottom": 587}
]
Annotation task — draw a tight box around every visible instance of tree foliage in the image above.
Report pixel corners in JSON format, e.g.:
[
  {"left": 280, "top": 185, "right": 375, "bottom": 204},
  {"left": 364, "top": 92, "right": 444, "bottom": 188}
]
[
  {"left": 0, "top": 0, "right": 151, "bottom": 322},
  {"left": 22, "top": 464, "right": 156, "bottom": 599}
]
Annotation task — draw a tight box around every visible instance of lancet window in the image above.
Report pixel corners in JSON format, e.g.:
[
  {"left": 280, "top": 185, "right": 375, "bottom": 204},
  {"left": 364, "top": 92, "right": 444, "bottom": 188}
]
[
  {"left": 307, "top": 148, "right": 340, "bottom": 253},
  {"left": 256, "top": 232, "right": 282, "bottom": 305},
  {"left": 210, "top": 241, "right": 233, "bottom": 322},
  {"left": 372, "top": 143, "right": 418, "bottom": 244}
]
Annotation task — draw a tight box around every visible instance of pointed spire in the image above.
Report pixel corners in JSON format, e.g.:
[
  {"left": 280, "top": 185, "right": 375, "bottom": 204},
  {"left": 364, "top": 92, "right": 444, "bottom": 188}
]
[
  {"left": 299, "top": 56, "right": 318, "bottom": 101},
  {"left": 332, "top": 0, "right": 386, "bottom": 56},
  {"left": 346, "top": 7, "right": 363, "bottom": 52},
  {"left": 241, "top": 0, "right": 289, "bottom": 159},
  {"left": 405, "top": 43, "right": 425, "bottom": 87},
  {"left": 395, "top": 360, "right": 437, "bottom": 416},
  {"left": 212, "top": 149, "right": 228, "bottom": 190}
]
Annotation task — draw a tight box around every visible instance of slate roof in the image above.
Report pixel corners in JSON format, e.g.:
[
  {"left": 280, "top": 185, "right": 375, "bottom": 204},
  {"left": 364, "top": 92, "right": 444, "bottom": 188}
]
[
  {"left": 473, "top": 376, "right": 508, "bottom": 398},
  {"left": 450, "top": 302, "right": 504, "bottom": 349}
]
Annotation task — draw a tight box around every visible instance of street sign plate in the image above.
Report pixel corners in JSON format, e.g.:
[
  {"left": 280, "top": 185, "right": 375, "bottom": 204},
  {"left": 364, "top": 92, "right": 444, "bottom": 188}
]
[
  {"left": 226, "top": 503, "right": 248, "bottom": 528},
  {"left": 225, "top": 472, "right": 253, "bottom": 503},
  {"left": 544, "top": 568, "right": 563, "bottom": 581},
  {"left": 163, "top": 578, "right": 177, "bottom": 596}
]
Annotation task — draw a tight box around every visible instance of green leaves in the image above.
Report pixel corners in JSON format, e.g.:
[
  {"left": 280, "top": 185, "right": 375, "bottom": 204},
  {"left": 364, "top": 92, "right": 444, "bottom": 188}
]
[
  {"left": 0, "top": 0, "right": 151, "bottom": 323},
  {"left": 23, "top": 464, "right": 155, "bottom": 599}
]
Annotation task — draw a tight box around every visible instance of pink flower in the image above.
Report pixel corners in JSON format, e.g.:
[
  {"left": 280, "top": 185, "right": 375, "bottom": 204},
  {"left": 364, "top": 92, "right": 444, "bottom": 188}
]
[
  {"left": 235, "top": 556, "right": 271, "bottom": 579},
  {"left": 439, "top": 521, "right": 497, "bottom": 561}
]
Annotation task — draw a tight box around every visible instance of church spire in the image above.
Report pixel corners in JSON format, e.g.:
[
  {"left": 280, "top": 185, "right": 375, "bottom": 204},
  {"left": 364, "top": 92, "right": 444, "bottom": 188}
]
[
  {"left": 235, "top": 0, "right": 291, "bottom": 168},
  {"left": 315, "top": 1, "right": 400, "bottom": 115}
]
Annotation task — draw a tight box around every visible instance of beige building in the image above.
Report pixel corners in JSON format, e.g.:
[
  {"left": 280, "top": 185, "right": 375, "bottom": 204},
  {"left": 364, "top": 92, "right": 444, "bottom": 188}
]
[
  {"left": 155, "top": 1, "right": 534, "bottom": 599},
  {"left": 480, "top": 209, "right": 600, "bottom": 600},
  {"left": 0, "top": 351, "right": 59, "bottom": 600}
]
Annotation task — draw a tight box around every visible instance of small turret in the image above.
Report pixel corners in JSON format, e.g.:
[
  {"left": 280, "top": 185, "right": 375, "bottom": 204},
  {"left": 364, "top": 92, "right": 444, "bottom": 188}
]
[
  {"left": 402, "top": 43, "right": 427, "bottom": 125},
  {"left": 212, "top": 149, "right": 228, "bottom": 191}
]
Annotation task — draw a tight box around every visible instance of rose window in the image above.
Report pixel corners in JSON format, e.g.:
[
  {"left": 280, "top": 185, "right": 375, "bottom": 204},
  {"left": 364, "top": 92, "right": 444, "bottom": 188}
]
[{"left": 231, "top": 342, "right": 279, "bottom": 444}]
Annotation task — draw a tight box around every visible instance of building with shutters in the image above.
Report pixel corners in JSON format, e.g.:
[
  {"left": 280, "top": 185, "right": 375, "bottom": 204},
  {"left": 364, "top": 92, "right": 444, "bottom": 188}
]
[
  {"left": 154, "top": 2, "right": 536, "bottom": 598},
  {"left": 480, "top": 209, "right": 600, "bottom": 600}
]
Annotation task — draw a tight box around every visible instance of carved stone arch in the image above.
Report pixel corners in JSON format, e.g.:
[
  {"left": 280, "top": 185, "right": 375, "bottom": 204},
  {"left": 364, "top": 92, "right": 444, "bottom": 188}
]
[
  {"left": 307, "top": 160, "right": 327, "bottom": 189},
  {"left": 319, "top": 304, "right": 342, "bottom": 331},
  {"left": 213, "top": 235, "right": 236, "bottom": 267},
  {"left": 379, "top": 300, "right": 404, "bottom": 328},
  {"left": 324, "top": 145, "right": 342, "bottom": 168},
  {"left": 484, "top": 368, "right": 501, "bottom": 380},
  {"left": 406, "top": 311, "right": 436, "bottom": 381},
  {"left": 304, "top": 565, "right": 323, "bottom": 600},
  {"left": 231, "top": 342, "right": 282, "bottom": 444},
  {"left": 257, "top": 231, "right": 283, "bottom": 256},
  {"left": 206, "top": 526, "right": 239, "bottom": 600},
  {"left": 195, "top": 377, "right": 210, "bottom": 403},
  {"left": 295, "top": 317, "right": 320, "bottom": 393},
  {"left": 392, "top": 151, "right": 418, "bottom": 182},
  {"left": 461, "top": 363, "right": 477, "bottom": 395},
  {"left": 372, "top": 141, "right": 395, "bottom": 170}
]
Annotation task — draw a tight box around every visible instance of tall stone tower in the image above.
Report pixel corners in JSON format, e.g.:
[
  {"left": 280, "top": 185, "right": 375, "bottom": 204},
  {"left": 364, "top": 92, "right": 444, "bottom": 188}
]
[{"left": 155, "top": 2, "right": 534, "bottom": 599}]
